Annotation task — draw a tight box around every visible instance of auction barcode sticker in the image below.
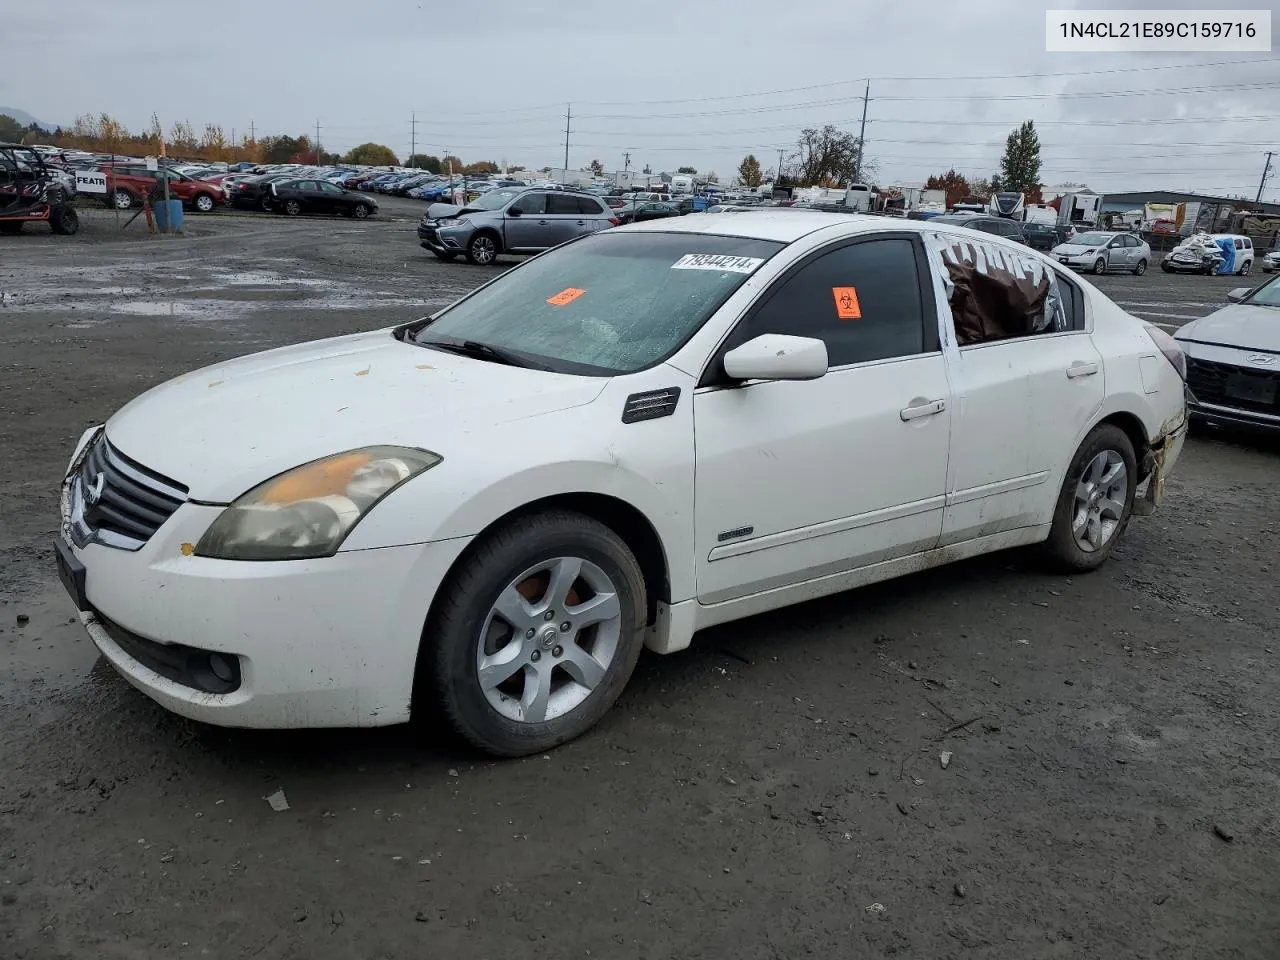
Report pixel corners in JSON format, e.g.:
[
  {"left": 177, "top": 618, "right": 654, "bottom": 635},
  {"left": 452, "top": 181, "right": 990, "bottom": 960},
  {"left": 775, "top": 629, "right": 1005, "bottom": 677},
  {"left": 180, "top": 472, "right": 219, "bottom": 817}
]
[
  {"left": 671, "top": 254, "right": 765, "bottom": 273},
  {"left": 1046, "top": 10, "right": 1270, "bottom": 51}
]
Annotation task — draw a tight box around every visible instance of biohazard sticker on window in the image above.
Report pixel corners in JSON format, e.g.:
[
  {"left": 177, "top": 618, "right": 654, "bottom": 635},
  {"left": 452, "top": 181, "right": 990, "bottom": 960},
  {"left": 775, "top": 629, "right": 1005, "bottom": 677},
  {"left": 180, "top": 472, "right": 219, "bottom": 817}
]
[
  {"left": 546, "top": 287, "right": 586, "bottom": 307},
  {"left": 671, "top": 253, "right": 765, "bottom": 273},
  {"left": 832, "top": 286, "right": 861, "bottom": 319}
]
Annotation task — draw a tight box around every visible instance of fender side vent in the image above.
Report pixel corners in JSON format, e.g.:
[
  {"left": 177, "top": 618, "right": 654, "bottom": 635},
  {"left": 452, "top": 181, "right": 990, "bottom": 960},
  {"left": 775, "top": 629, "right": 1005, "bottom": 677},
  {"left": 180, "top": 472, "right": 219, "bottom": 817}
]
[{"left": 622, "top": 387, "right": 681, "bottom": 424}]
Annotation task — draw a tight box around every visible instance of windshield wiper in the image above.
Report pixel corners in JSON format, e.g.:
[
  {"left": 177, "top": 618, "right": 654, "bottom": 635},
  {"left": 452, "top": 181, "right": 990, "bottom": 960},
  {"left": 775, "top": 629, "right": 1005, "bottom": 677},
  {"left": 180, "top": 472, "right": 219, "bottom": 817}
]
[{"left": 415, "top": 336, "right": 542, "bottom": 369}]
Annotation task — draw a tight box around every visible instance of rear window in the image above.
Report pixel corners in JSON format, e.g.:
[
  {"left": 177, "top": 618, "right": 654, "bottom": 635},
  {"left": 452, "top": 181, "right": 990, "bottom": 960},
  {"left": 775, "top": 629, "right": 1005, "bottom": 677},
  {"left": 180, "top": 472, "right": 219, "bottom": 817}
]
[{"left": 413, "top": 232, "right": 784, "bottom": 375}]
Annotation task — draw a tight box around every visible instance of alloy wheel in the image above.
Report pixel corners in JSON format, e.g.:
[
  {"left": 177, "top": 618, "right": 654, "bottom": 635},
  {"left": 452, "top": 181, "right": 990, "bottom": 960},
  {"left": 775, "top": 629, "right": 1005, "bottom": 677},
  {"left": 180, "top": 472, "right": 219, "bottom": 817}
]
[
  {"left": 1072, "top": 450, "right": 1128, "bottom": 553},
  {"left": 475, "top": 556, "right": 622, "bottom": 723},
  {"left": 471, "top": 236, "right": 496, "bottom": 264}
]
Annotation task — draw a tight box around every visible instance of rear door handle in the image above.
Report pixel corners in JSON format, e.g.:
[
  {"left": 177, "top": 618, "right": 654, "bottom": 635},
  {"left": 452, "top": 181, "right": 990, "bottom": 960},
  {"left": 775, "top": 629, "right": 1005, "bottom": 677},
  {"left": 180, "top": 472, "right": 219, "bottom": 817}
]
[
  {"left": 537, "top": 219, "right": 549, "bottom": 225},
  {"left": 576, "top": 220, "right": 586, "bottom": 225},
  {"left": 900, "top": 398, "right": 946, "bottom": 421},
  {"left": 1066, "top": 361, "right": 1099, "bottom": 379}
]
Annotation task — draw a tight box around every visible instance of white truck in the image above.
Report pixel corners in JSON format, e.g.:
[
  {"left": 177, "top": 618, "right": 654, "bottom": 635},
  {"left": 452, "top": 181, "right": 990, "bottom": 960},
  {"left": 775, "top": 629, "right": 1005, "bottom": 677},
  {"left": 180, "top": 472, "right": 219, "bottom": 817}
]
[{"left": 1056, "top": 191, "right": 1104, "bottom": 228}]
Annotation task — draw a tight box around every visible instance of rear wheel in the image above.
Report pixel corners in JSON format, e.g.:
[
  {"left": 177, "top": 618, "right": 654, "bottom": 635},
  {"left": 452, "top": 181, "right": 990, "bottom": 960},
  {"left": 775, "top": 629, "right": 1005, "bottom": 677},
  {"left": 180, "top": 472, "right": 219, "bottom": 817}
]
[
  {"left": 1133, "top": 258, "right": 1147, "bottom": 276},
  {"left": 352, "top": 203, "right": 370, "bottom": 219},
  {"left": 193, "top": 193, "right": 215, "bottom": 213},
  {"left": 1093, "top": 257, "right": 1107, "bottom": 275},
  {"left": 283, "top": 199, "right": 301, "bottom": 217},
  {"left": 1042, "top": 424, "right": 1137, "bottom": 572},
  {"left": 50, "top": 205, "right": 79, "bottom": 235},
  {"left": 420, "top": 510, "right": 646, "bottom": 757},
  {"left": 1239, "top": 260, "right": 1251, "bottom": 276},
  {"left": 112, "top": 188, "right": 135, "bottom": 210}
]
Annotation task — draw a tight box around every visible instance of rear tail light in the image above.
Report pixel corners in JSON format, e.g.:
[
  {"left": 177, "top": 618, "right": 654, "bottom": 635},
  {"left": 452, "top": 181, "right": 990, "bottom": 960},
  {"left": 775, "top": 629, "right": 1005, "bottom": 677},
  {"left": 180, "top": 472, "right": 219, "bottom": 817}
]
[
  {"left": 608, "top": 217, "right": 620, "bottom": 226},
  {"left": 1144, "top": 323, "right": 1186, "bottom": 379}
]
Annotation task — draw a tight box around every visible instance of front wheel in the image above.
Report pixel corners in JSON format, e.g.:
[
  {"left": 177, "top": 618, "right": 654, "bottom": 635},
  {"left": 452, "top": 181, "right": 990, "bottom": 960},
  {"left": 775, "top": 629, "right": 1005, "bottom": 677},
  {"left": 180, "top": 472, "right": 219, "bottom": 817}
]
[
  {"left": 1093, "top": 257, "right": 1107, "bottom": 275},
  {"left": 466, "top": 232, "right": 499, "bottom": 265},
  {"left": 420, "top": 510, "right": 647, "bottom": 757},
  {"left": 1132, "top": 258, "right": 1147, "bottom": 276},
  {"left": 193, "top": 193, "right": 215, "bottom": 213},
  {"left": 50, "top": 205, "right": 79, "bottom": 235},
  {"left": 1239, "top": 260, "right": 1251, "bottom": 276},
  {"left": 1042, "top": 424, "right": 1138, "bottom": 572},
  {"left": 0, "top": 221, "right": 23, "bottom": 235},
  {"left": 282, "top": 199, "right": 301, "bottom": 216},
  {"left": 1160, "top": 263, "right": 1172, "bottom": 273},
  {"left": 112, "top": 188, "right": 135, "bottom": 210}
]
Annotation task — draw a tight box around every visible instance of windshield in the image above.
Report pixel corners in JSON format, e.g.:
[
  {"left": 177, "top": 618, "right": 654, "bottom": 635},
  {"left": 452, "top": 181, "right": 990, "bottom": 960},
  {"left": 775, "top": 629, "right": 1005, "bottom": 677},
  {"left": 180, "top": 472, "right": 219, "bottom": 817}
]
[
  {"left": 1245, "top": 274, "right": 1280, "bottom": 308},
  {"left": 412, "top": 231, "right": 784, "bottom": 374},
  {"left": 1072, "top": 232, "right": 1111, "bottom": 246},
  {"left": 464, "top": 187, "right": 521, "bottom": 210}
]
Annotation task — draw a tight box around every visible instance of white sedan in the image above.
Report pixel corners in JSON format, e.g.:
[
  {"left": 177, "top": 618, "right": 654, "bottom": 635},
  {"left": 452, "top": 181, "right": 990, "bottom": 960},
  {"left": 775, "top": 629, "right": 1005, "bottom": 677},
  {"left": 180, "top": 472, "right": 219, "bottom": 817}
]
[{"left": 55, "top": 213, "right": 1189, "bottom": 756}]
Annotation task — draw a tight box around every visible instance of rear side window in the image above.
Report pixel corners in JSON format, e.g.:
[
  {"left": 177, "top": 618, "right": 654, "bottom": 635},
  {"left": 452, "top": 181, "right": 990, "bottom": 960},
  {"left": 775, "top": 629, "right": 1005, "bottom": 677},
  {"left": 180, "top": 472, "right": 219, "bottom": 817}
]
[
  {"left": 1055, "top": 270, "right": 1086, "bottom": 331},
  {"left": 740, "top": 238, "right": 932, "bottom": 367},
  {"left": 576, "top": 196, "right": 606, "bottom": 215},
  {"left": 547, "top": 194, "right": 581, "bottom": 215},
  {"left": 1235, "top": 238, "right": 1244, "bottom": 250},
  {"left": 1245, "top": 238, "right": 1252, "bottom": 249}
]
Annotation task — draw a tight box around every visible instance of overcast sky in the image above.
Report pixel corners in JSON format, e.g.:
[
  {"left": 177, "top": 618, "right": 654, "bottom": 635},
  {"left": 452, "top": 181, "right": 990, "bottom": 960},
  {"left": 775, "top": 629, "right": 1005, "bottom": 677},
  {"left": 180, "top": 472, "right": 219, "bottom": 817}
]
[{"left": 6, "top": 0, "right": 1278, "bottom": 198}]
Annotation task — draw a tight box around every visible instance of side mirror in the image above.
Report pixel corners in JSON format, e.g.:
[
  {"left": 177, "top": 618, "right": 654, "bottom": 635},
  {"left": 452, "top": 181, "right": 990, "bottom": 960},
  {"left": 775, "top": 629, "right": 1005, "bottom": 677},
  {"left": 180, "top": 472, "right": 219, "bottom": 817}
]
[
  {"left": 1227, "top": 287, "right": 1250, "bottom": 303},
  {"left": 507, "top": 206, "right": 523, "bottom": 217},
  {"left": 722, "top": 334, "right": 828, "bottom": 382}
]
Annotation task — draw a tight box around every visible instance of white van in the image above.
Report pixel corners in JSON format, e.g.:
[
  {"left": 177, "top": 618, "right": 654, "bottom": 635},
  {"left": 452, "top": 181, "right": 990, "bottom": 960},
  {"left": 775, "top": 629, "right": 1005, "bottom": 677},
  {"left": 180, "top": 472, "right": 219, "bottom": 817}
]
[{"left": 1209, "top": 234, "right": 1255, "bottom": 275}]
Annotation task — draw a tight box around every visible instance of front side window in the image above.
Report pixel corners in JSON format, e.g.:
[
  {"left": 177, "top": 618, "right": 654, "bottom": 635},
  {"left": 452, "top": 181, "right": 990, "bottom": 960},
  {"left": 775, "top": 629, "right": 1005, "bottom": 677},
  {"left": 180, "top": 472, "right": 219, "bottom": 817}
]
[
  {"left": 412, "top": 232, "right": 784, "bottom": 375},
  {"left": 740, "top": 238, "right": 929, "bottom": 367},
  {"left": 1073, "top": 232, "right": 1111, "bottom": 246},
  {"left": 511, "top": 192, "right": 546, "bottom": 215}
]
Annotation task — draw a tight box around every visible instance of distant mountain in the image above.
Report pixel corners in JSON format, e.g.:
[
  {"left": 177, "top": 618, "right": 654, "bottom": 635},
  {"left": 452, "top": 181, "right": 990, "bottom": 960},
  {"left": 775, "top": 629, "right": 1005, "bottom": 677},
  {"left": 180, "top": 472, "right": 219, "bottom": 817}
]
[{"left": 0, "top": 107, "right": 53, "bottom": 129}]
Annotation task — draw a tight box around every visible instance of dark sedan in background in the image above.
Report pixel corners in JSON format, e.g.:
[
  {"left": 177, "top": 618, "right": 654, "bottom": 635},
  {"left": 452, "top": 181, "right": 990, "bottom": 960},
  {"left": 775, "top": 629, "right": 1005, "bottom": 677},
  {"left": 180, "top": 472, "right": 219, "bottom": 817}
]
[
  {"left": 267, "top": 179, "right": 378, "bottom": 218},
  {"left": 228, "top": 174, "right": 296, "bottom": 210}
]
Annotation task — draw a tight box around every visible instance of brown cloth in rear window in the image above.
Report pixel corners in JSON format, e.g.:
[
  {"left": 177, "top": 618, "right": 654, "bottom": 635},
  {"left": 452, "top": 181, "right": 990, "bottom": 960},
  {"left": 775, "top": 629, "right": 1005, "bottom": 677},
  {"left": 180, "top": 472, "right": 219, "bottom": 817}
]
[{"left": 934, "top": 238, "right": 1065, "bottom": 346}]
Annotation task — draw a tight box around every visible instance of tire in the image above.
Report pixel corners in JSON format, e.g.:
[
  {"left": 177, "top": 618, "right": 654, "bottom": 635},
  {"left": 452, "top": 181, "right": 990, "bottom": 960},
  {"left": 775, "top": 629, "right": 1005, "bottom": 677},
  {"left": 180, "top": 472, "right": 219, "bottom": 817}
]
[
  {"left": 283, "top": 199, "right": 301, "bottom": 217},
  {"left": 1160, "top": 263, "right": 1172, "bottom": 273},
  {"left": 193, "top": 193, "right": 215, "bottom": 213},
  {"left": 112, "top": 188, "right": 135, "bottom": 210},
  {"left": 1239, "top": 260, "right": 1251, "bottom": 276},
  {"left": 420, "top": 509, "right": 647, "bottom": 757},
  {"left": 0, "top": 221, "right": 23, "bottom": 235},
  {"left": 1092, "top": 257, "right": 1107, "bottom": 275},
  {"left": 432, "top": 249, "right": 458, "bottom": 261},
  {"left": 352, "top": 203, "right": 370, "bottom": 219},
  {"left": 466, "top": 231, "right": 499, "bottom": 265},
  {"left": 50, "top": 205, "right": 79, "bottom": 236},
  {"left": 1132, "top": 258, "right": 1147, "bottom": 276},
  {"left": 1042, "top": 424, "right": 1138, "bottom": 573}
]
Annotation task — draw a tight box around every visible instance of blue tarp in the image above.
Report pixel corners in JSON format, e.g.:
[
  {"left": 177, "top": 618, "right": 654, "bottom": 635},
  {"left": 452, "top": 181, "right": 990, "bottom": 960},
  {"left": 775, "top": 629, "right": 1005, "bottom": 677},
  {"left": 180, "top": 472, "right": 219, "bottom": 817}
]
[{"left": 1215, "top": 237, "right": 1236, "bottom": 275}]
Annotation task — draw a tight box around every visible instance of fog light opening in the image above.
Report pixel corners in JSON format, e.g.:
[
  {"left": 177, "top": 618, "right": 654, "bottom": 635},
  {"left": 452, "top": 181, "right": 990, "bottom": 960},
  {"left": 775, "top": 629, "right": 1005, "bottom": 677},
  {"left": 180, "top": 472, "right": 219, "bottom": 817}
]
[{"left": 208, "top": 653, "right": 236, "bottom": 684}]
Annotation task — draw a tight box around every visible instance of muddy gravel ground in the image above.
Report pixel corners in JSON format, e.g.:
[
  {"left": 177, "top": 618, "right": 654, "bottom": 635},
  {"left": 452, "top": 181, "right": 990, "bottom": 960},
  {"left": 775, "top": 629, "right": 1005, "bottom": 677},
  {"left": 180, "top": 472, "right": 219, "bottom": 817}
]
[{"left": 2, "top": 209, "right": 1278, "bottom": 959}]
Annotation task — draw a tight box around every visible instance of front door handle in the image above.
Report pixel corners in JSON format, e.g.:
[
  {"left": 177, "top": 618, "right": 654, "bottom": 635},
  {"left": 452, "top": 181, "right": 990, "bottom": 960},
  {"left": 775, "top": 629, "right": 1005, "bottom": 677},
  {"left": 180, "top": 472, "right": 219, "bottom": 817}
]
[
  {"left": 900, "top": 398, "right": 946, "bottom": 421},
  {"left": 1066, "top": 361, "right": 1099, "bottom": 379}
]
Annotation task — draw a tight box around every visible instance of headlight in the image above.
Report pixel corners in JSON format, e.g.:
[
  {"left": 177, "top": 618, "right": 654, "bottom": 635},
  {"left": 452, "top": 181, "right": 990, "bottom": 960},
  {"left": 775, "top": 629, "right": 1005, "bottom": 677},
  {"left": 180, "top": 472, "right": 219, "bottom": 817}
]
[{"left": 195, "top": 446, "right": 441, "bottom": 561}]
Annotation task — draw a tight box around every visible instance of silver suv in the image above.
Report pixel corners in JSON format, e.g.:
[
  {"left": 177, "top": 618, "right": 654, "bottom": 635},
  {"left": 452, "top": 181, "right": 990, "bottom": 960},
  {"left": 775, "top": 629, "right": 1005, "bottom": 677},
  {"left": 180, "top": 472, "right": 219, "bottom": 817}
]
[{"left": 418, "top": 187, "right": 618, "bottom": 265}]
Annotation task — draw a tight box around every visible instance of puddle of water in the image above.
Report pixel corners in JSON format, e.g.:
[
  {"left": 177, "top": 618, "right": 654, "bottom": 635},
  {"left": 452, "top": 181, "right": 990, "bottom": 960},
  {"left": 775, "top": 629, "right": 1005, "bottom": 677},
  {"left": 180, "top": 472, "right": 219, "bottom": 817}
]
[{"left": 0, "top": 585, "right": 104, "bottom": 704}]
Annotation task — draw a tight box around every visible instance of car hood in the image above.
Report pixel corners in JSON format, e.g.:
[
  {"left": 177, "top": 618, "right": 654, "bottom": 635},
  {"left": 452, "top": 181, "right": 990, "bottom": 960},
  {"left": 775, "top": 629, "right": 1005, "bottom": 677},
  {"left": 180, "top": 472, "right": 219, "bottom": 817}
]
[
  {"left": 104, "top": 330, "right": 607, "bottom": 502},
  {"left": 1175, "top": 303, "right": 1280, "bottom": 352},
  {"left": 426, "top": 202, "right": 464, "bottom": 219}
]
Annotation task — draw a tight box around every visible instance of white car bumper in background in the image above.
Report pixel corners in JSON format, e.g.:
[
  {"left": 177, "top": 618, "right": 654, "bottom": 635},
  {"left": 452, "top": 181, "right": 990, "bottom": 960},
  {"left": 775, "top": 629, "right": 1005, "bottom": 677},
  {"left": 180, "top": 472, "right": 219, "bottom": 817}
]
[{"left": 59, "top": 496, "right": 470, "bottom": 729}]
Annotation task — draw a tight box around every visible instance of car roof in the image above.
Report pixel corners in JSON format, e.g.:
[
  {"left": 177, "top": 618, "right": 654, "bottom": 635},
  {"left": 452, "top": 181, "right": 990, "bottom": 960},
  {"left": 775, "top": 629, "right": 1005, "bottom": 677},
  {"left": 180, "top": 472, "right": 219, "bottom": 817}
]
[{"left": 622, "top": 210, "right": 875, "bottom": 242}]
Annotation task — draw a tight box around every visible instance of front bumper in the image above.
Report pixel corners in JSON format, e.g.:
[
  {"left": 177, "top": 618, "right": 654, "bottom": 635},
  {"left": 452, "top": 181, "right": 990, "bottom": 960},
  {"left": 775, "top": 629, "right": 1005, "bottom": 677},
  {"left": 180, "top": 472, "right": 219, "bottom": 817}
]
[
  {"left": 58, "top": 474, "right": 471, "bottom": 728},
  {"left": 1162, "top": 258, "right": 1206, "bottom": 273},
  {"left": 1187, "top": 399, "right": 1280, "bottom": 433},
  {"left": 1053, "top": 253, "right": 1101, "bottom": 268},
  {"left": 418, "top": 221, "right": 470, "bottom": 252}
]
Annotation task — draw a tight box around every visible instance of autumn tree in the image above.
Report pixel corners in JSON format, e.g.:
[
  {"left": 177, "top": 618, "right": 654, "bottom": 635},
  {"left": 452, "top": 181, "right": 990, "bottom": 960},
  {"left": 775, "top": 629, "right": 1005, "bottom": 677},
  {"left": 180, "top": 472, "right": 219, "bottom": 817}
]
[
  {"left": 588, "top": 158, "right": 605, "bottom": 176},
  {"left": 442, "top": 155, "right": 463, "bottom": 173},
  {"left": 463, "top": 160, "right": 499, "bottom": 175},
  {"left": 168, "top": 121, "right": 198, "bottom": 155},
  {"left": 706, "top": 171, "right": 719, "bottom": 183},
  {"left": 736, "top": 154, "right": 763, "bottom": 188},
  {"left": 200, "top": 124, "right": 228, "bottom": 160},
  {"left": 345, "top": 142, "right": 400, "bottom": 166},
  {"left": 999, "top": 120, "right": 1041, "bottom": 196},
  {"left": 925, "top": 169, "right": 972, "bottom": 209}
]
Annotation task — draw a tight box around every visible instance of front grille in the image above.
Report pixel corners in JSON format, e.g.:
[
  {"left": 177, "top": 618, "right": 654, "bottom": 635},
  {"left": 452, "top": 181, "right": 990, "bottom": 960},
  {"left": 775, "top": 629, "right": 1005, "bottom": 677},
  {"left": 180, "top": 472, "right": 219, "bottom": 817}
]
[
  {"left": 1187, "top": 357, "right": 1280, "bottom": 414},
  {"left": 77, "top": 435, "right": 187, "bottom": 547}
]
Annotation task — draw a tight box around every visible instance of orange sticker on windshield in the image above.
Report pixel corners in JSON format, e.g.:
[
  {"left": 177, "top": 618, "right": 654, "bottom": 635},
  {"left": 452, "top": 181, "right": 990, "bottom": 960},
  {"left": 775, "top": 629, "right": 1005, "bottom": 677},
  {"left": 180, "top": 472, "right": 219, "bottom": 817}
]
[
  {"left": 547, "top": 287, "right": 585, "bottom": 307},
  {"left": 832, "top": 286, "right": 861, "bottom": 320}
]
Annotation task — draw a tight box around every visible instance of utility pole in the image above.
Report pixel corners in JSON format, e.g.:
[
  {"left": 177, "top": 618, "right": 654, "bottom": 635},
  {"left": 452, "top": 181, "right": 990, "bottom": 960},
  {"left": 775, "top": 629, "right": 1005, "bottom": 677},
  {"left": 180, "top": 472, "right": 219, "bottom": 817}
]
[
  {"left": 623, "top": 151, "right": 631, "bottom": 173},
  {"left": 249, "top": 120, "right": 255, "bottom": 143},
  {"left": 1256, "top": 151, "right": 1274, "bottom": 203},
  {"left": 776, "top": 148, "right": 785, "bottom": 185},
  {"left": 854, "top": 80, "right": 870, "bottom": 184},
  {"left": 410, "top": 112, "right": 418, "bottom": 166},
  {"left": 315, "top": 119, "right": 321, "bottom": 164},
  {"left": 563, "top": 104, "right": 572, "bottom": 173}
]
